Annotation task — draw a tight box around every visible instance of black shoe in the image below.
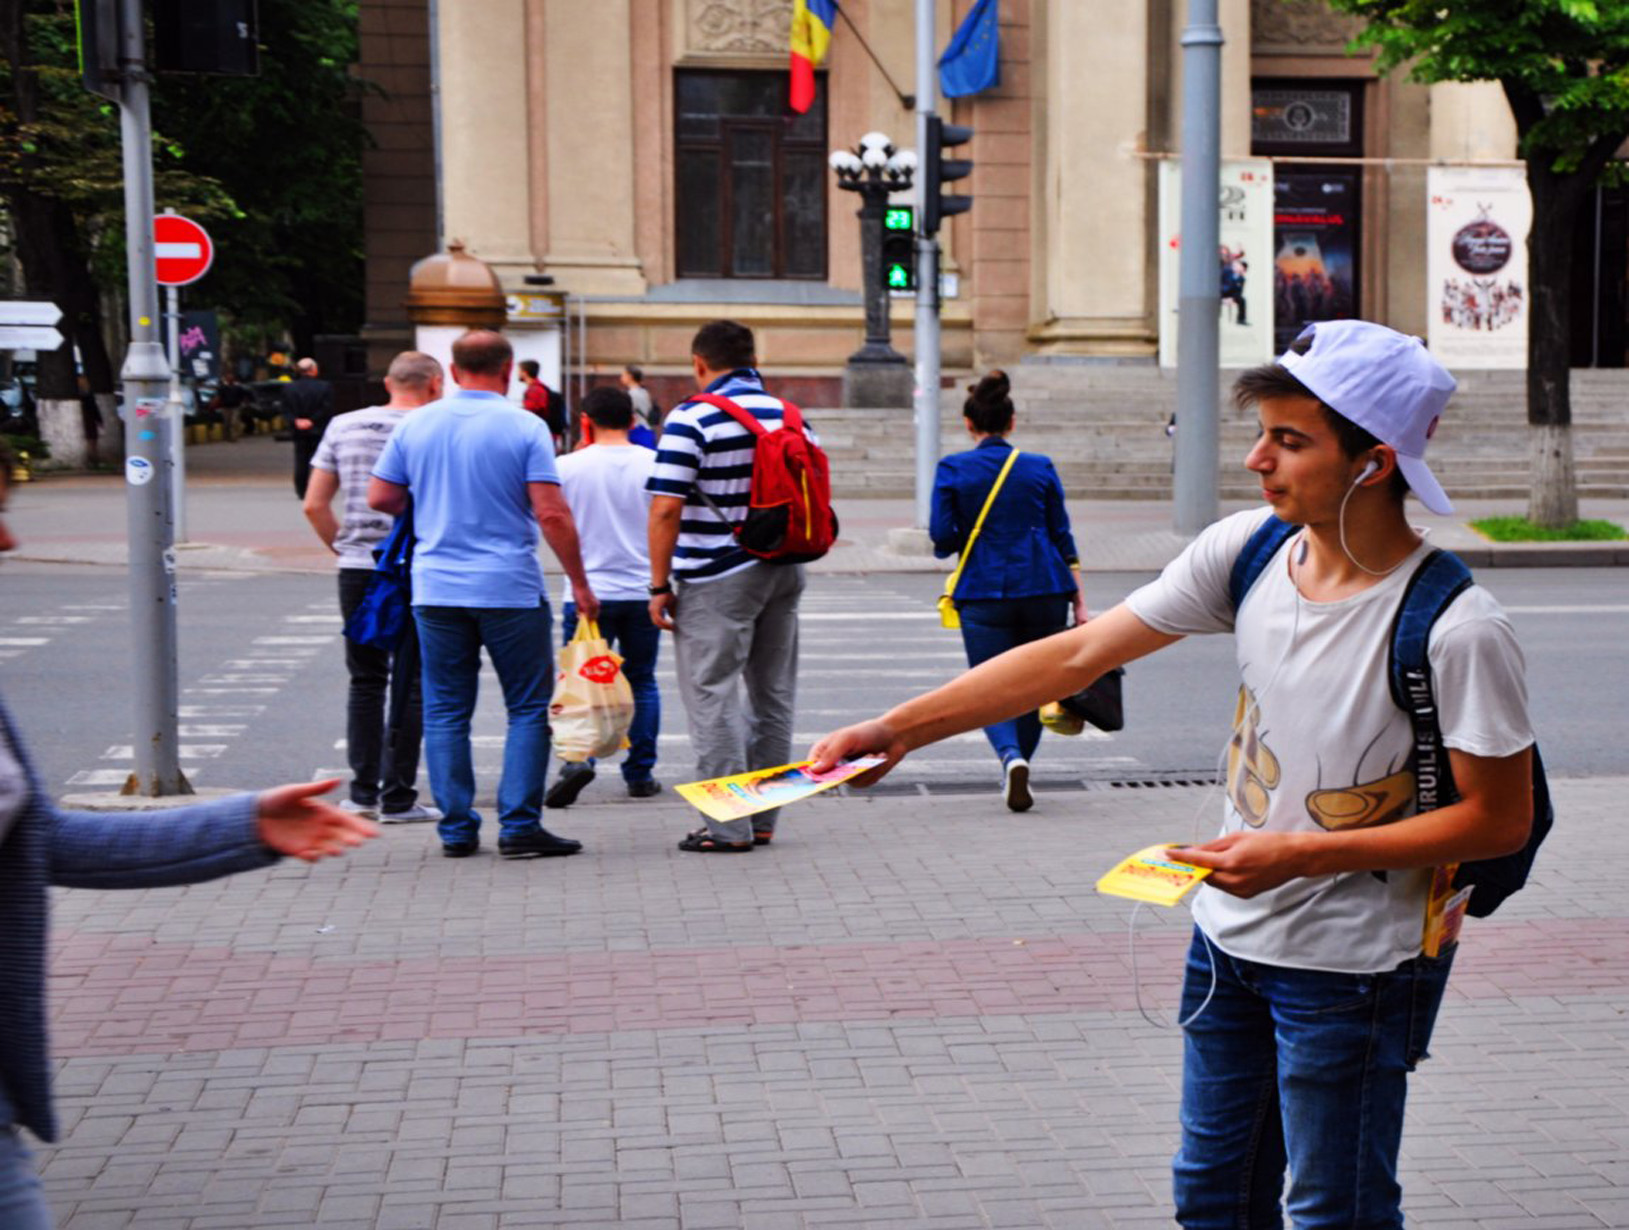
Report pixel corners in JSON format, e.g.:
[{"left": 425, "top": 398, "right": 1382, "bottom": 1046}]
[
  {"left": 544, "top": 762, "right": 595, "bottom": 809},
  {"left": 626, "top": 779, "right": 663, "bottom": 799},
  {"left": 442, "top": 840, "right": 479, "bottom": 858},
  {"left": 498, "top": 828, "right": 583, "bottom": 859}
]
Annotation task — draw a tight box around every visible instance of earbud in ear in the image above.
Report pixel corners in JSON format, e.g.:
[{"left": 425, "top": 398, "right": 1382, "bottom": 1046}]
[{"left": 1357, "top": 458, "right": 1381, "bottom": 484}]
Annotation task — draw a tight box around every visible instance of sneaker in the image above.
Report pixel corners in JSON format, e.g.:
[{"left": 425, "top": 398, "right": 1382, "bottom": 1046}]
[
  {"left": 379, "top": 804, "right": 443, "bottom": 824},
  {"left": 1003, "top": 757, "right": 1034, "bottom": 813},
  {"left": 338, "top": 799, "right": 378, "bottom": 820},
  {"left": 442, "top": 839, "right": 479, "bottom": 858},
  {"left": 544, "top": 762, "right": 595, "bottom": 809},
  {"left": 626, "top": 779, "right": 662, "bottom": 799},
  {"left": 498, "top": 828, "right": 583, "bottom": 859}
]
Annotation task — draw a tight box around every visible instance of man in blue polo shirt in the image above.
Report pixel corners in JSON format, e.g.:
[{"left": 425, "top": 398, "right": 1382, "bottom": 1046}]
[{"left": 369, "top": 330, "right": 599, "bottom": 860}]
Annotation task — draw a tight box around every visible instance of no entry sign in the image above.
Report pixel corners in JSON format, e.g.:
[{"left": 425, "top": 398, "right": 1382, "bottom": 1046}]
[{"left": 154, "top": 213, "right": 214, "bottom": 286}]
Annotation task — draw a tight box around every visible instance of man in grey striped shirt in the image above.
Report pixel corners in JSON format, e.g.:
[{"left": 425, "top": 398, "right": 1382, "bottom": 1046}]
[
  {"left": 304, "top": 351, "right": 443, "bottom": 824},
  {"left": 647, "top": 321, "right": 813, "bottom": 852}
]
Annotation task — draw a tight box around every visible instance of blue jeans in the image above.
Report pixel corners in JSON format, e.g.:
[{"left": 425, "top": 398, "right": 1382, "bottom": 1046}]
[
  {"left": 1172, "top": 928, "right": 1455, "bottom": 1228},
  {"left": 414, "top": 603, "right": 553, "bottom": 845},
  {"left": 562, "top": 601, "right": 660, "bottom": 783},
  {"left": 956, "top": 595, "right": 1071, "bottom": 765},
  {"left": 0, "top": 1128, "right": 52, "bottom": 1229}
]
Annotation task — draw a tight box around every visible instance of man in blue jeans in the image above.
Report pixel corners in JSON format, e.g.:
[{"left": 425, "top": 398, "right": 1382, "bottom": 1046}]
[
  {"left": 546, "top": 385, "right": 662, "bottom": 806},
  {"left": 810, "top": 321, "right": 1536, "bottom": 1224},
  {"left": 369, "top": 330, "right": 599, "bottom": 860}
]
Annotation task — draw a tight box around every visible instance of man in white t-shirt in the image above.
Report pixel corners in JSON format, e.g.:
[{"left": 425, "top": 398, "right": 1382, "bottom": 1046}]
[
  {"left": 809, "top": 320, "right": 1536, "bottom": 1226},
  {"left": 544, "top": 386, "right": 662, "bottom": 807},
  {"left": 304, "top": 351, "right": 445, "bottom": 824}
]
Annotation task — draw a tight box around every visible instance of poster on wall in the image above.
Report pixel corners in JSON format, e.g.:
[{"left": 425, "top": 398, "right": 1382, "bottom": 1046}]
[
  {"left": 1158, "top": 159, "right": 1276, "bottom": 368},
  {"left": 1426, "top": 166, "right": 1531, "bottom": 369},
  {"left": 1271, "top": 168, "right": 1362, "bottom": 353}
]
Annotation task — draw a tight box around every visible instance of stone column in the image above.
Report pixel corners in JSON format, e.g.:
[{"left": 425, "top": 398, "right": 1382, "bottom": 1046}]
[
  {"left": 1031, "top": 0, "right": 1156, "bottom": 357},
  {"left": 537, "top": 0, "right": 646, "bottom": 295},
  {"left": 436, "top": 0, "right": 536, "bottom": 279}
]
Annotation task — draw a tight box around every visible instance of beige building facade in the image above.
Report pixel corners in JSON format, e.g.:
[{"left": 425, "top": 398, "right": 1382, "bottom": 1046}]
[{"left": 359, "top": 0, "right": 1558, "bottom": 406}]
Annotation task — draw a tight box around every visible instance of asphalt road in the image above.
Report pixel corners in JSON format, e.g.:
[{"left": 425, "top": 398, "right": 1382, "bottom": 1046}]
[{"left": 3, "top": 563, "right": 1624, "bottom": 804}]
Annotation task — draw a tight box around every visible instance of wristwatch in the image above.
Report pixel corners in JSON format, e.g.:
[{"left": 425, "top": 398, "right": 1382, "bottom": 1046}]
[{"left": 647, "top": 582, "right": 673, "bottom": 595}]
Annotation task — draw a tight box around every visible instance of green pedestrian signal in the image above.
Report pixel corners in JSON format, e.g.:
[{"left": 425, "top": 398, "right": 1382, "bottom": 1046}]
[{"left": 881, "top": 230, "right": 915, "bottom": 292}]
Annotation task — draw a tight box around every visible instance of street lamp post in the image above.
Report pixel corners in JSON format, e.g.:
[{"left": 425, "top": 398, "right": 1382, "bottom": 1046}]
[{"left": 831, "top": 133, "right": 917, "bottom": 408}]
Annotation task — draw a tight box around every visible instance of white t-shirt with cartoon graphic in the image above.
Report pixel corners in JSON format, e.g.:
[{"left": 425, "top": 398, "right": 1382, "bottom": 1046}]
[{"left": 1125, "top": 508, "right": 1533, "bottom": 974}]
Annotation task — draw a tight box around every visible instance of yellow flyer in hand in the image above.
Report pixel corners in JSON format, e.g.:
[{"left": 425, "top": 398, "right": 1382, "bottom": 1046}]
[
  {"left": 676, "top": 758, "right": 886, "bottom": 823},
  {"left": 1097, "top": 844, "right": 1211, "bottom": 906}
]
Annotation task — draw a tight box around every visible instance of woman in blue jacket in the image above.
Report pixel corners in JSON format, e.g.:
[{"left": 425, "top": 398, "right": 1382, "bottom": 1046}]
[
  {"left": 931, "top": 371, "right": 1086, "bottom": 811},
  {"left": 0, "top": 441, "right": 377, "bottom": 1226}
]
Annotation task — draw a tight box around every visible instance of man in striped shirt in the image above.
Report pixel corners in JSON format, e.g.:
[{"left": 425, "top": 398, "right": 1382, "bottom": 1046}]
[{"left": 647, "top": 321, "right": 813, "bottom": 853}]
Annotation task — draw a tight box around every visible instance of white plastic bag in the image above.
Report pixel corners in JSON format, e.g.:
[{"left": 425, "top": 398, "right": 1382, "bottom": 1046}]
[{"left": 550, "top": 619, "right": 634, "bottom": 762}]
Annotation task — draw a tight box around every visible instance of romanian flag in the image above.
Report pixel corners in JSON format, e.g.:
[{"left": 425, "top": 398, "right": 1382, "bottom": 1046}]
[{"left": 789, "top": 0, "right": 837, "bottom": 114}]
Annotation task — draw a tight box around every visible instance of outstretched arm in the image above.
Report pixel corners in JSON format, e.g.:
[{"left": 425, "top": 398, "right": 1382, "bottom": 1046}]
[
  {"left": 808, "top": 604, "right": 1180, "bottom": 785},
  {"left": 48, "top": 779, "right": 376, "bottom": 890}
]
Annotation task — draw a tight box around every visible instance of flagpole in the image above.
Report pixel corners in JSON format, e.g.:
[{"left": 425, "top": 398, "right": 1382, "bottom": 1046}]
[
  {"left": 913, "top": 0, "right": 939, "bottom": 530},
  {"left": 834, "top": 4, "right": 915, "bottom": 110}
]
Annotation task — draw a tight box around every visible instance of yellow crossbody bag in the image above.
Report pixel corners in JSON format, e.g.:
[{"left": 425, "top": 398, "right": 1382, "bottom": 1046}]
[{"left": 938, "top": 447, "right": 1021, "bottom": 629}]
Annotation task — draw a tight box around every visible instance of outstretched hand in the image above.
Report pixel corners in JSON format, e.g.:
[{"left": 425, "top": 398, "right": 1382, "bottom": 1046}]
[
  {"left": 256, "top": 778, "right": 378, "bottom": 862},
  {"left": 807, "top": 718, "right": 907, "bottom": 787}
]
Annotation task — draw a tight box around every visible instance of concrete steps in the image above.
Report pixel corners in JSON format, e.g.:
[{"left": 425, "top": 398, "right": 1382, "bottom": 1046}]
[{"left": 814, "top": 366, "right": 1629, "bottom": 500}]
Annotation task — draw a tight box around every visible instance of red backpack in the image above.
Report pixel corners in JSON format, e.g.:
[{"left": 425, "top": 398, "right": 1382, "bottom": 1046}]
[{"left": 687, "top": 393, "right": 838, "bottom": 564}]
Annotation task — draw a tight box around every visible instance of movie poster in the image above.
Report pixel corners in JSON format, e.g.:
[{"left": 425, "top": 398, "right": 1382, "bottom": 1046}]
[
  {"left": 1427, "top": 166, "right": 1531, "bottom": 369},
  {"left": 1158, "top": 159, "right": 1276, "bottom": 368},
  {"left": 1271, "top": 168, "right": 1362, "bottom": 353}
]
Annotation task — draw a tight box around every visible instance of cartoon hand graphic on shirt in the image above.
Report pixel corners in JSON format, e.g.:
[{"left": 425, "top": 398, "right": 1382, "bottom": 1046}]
[{"left": 1227, "top": 686, "right": 1281, "bottom": 827}]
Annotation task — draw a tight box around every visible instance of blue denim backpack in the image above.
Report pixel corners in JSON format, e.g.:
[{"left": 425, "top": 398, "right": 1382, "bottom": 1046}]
[{"left": 1228, "top": 516, "right": 1552, "bottom": 918}]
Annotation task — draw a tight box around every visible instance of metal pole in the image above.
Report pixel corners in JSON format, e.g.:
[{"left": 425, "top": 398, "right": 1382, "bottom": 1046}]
[
  {"left": 166, "top": 279, "right": 188, "bottom": 543},
  {"left": 1173, "top": 0, "right": 1223, "bottom": 536},
  {"left": 117, "top": 0, "right": 187, "bottom": 795},
  {"left": 912, "top": 0, "right": 940, "bottom": 530}
]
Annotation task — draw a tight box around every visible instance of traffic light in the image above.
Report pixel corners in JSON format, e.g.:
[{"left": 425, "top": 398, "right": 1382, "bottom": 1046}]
[
  {"left": 921, "top": 114, "right": 973, "bottom": 237},
  {"left": 75, "top": 0, "right": 121, "bottom": 100},
  {"left": 154, "top": 0, "right": 260, "bottom": 77},
  {"left": 882, "top": 205, "right": 916, "bottom": 292}
]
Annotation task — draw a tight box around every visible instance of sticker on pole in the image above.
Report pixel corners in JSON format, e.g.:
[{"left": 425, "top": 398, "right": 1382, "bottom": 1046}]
[
  {"left": 125, "top": 456, "right": 155, "bottom": 486},
  {"left": 154, "top": 214, "right": 214, "bottom": 287}
]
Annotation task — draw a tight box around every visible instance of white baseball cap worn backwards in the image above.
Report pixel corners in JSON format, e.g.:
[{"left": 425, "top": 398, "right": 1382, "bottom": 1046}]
[{"left": 1277, "top": 319, "right": 1459, "bottom": 515}]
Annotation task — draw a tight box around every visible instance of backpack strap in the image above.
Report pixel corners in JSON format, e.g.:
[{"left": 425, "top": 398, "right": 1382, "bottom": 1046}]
[
  {"left": 687, "top": 392, "right": 805, "bottom": 437},
  {"left": 681, "top": 392, "right": 803, "bottom": 533},
  {"left": 1387, "top": 548, "right": 1474, "bottom": 813},
  {"left": 1227, "top": 517, "right": 1300, "bottom": 612}
]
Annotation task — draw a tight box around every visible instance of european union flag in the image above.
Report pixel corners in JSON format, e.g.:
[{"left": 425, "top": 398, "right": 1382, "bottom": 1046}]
[{"left": 938, "top": 0, "right": 999, "bottom": 99}]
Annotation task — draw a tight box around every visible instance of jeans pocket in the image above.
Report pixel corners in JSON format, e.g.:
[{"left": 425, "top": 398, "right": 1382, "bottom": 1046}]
[
  {"left": 1403, "top": 951, "right": 1455, "bottom": 1069},
  {"left": 1279, "top": 968, "right": 1377, "bottom": 1018}
]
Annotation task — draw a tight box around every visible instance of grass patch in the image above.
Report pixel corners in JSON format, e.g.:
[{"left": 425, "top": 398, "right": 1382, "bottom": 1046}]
[{"left": 1470, "top": 516, "right": 1627, "bottom": 542}]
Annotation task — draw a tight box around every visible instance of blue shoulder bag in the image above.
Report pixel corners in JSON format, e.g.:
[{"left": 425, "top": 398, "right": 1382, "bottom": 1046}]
[{"left": 343, "top": 501, "right": 415, "bottom": 651}]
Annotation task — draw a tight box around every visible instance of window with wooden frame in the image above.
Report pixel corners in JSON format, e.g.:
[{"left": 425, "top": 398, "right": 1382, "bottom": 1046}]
[{"left": 674, "top": 70, "right": 828, "bottom": 280}]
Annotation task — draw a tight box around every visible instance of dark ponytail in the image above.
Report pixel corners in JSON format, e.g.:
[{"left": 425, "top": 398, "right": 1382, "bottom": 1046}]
[{"left": 963, "top": 369, "right": 1014, "bottom": 434}]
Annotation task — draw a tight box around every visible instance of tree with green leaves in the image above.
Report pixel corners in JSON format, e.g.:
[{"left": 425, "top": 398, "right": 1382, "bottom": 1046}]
[
  {"left": 1325, "top": 0, "right": 1629, "bottom": 527},
  {"left": 0, "top": 0, "right": 364, "bottom": 465}
]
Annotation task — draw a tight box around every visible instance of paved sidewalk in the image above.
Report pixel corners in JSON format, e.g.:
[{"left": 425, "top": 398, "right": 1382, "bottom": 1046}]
[
  {"left": 10, "top": 435, "right": 1629, "bottom": 575},
  {"left": 35, "top": 776, "right": 1629, "bottom": 1227}
]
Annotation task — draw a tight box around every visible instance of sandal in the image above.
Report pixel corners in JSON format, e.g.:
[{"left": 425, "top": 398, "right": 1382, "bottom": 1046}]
[
  {"left": 753, "top": 830, "right": 773, "bottom": 846},
  {"left": 677, "top": 828, "right": 753, "bottom": 853}
]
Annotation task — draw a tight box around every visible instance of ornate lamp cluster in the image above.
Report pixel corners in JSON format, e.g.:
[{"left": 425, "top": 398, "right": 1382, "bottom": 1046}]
[{"left": 829, "top": 131, "right": 917, "bottom": 192}]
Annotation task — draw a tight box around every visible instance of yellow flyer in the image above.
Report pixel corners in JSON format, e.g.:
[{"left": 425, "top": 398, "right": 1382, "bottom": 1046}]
[
  {"left": 676, "top": 758, "right": 886, "bottom": 823},
  {"left": 1096, "top": 844, "right": 1212, "bottom": 906}
]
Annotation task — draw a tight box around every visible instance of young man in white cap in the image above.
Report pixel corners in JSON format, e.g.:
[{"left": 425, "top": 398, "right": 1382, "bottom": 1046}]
[{"left": 808, "top": 320, "right": 1536, "bottom": 1225}]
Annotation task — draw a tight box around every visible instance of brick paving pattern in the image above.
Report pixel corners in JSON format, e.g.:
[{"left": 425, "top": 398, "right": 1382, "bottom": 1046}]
[{"left": 35, "top": 778, "right": 1629, "bottom": 1227}]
